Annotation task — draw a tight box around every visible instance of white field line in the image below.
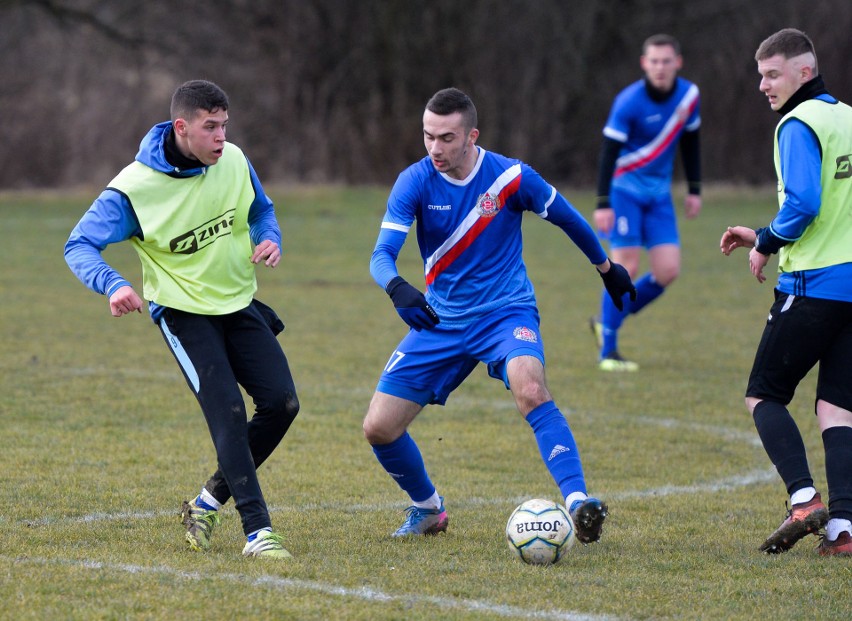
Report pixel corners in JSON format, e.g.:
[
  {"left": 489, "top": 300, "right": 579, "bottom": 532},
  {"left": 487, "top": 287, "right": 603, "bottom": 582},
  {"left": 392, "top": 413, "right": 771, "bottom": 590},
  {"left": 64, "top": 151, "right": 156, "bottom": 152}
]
[
  {"left": 4, "top": 414, "right": 767, "bottom": 621},
  {"left": 3, "top": 555, "right": 623, "bottom": 621},
  {"left": 19, "top": 414, "right": 772, "bottom": 527},
  {"left": 18, "top": 465, "right": 774, "bottom": 529}
]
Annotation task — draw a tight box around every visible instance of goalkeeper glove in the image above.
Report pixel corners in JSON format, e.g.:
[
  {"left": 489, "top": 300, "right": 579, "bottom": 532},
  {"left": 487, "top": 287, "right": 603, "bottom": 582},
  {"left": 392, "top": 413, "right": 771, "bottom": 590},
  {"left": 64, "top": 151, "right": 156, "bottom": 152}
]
[
  {"left": 598, "top": 261, "right": 636, "bottom": 312},
  {"left": 385, "top": 276, "right": 440, "bottom": 331}
]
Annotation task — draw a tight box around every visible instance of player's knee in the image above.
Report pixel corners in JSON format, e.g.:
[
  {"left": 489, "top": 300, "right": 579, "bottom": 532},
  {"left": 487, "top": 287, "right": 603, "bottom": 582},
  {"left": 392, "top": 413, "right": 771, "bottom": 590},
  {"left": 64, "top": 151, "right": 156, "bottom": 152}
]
[
  {"left": 816, "top": 400, "right": 852, "bottom": 428},
  {"left": 653, "top": 265, "right": 679, "bottom": 286},
  {"left": 512, "top": 382, "right": 551, "bottom": 415},
  {"left": 745, "top": 396, "right": 761, "bottom": 415},
  {"left": 280, "top": 392, "right": 300, "bottom": 426},
  {"left": 362, "top": 416, "right": 389, "bottom": 445},
  {"left": 362, "top": 412, "right": 406, "bottom": 446},
  {"left": 266, "top": 389, "right": 300, "bottom": 419}
]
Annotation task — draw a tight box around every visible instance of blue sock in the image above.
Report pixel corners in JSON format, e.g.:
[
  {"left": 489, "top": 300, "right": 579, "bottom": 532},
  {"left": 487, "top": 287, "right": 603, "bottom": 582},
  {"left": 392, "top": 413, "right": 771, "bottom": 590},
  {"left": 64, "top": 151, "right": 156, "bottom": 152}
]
[
  {"left": 630, "top": 272, "right": 666, "bottom": 315},
  {"left": 600, "top": 272, "right": 665, "bottom": 357},
  {"left": 372, "top": 431, "right": 436, "bottom": 503},
  {"left": 525, "top": 401, "right": 586, "bottom": 499},
  {"left": 600, "top": 288, "right": 626, "bottom": 358}
]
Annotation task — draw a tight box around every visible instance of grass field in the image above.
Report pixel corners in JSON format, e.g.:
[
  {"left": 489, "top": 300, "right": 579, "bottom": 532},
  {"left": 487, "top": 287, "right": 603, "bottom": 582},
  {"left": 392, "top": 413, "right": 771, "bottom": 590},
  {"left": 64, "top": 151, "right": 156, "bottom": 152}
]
[{"left": 0, "top": 185, "right": 848, "bottom": 620}]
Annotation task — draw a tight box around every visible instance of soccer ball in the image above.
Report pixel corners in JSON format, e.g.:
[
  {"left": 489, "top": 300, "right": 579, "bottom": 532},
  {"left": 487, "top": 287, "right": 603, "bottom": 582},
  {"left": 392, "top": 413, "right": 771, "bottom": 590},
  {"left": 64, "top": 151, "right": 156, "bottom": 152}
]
[{"left": 506, "top": 498, "right": 575, "bottom": 565}]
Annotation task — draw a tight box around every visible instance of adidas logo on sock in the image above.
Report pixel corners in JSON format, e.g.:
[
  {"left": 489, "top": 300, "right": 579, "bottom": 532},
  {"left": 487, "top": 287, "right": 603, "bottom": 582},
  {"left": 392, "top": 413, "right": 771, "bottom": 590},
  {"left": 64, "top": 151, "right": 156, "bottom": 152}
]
[{"left": 548, "top": 444, "right": 570, "bottom": 461}]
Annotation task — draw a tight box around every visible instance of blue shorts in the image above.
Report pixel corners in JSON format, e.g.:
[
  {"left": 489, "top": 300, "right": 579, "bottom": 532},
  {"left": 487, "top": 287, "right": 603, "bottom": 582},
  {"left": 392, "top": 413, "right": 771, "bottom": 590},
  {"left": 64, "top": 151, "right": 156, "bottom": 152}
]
[
  {"left": 376, "top": 305, "right": 545, "bottom": 406},
  {"left": 608, "top": 186, "right": 679, "bottom": 250}
]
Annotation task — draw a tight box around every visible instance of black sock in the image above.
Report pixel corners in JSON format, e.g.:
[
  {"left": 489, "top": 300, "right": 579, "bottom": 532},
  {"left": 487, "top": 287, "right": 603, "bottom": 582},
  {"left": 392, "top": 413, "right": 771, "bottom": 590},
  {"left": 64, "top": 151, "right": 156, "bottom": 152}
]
[
  {"left": 823, "top": 426, "right": 852, "bottom": 521},
  {"left": 752, "top": 401, "right": 813, "bottom": 495}
]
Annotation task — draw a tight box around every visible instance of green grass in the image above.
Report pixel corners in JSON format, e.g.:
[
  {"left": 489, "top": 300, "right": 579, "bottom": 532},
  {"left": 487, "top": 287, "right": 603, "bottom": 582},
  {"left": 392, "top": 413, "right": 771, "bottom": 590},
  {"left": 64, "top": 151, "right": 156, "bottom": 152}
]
[{"left": 0, "top": 185, "right": 848, "bottom": 620}]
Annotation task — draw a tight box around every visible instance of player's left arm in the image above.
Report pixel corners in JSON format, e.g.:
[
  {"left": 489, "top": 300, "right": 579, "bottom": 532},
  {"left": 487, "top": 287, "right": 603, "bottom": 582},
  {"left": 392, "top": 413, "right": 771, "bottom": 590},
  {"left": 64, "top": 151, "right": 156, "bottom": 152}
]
[
  {"left": 531, "top": 173, "right": 636, "bottom": 310},
  {"left": 754, "top": 119, "right": 821, "bottom": 256},
  {"left": 245, "top": 157, "right": 282, "bottom": 267},
  {"left": 368, "top": 171, "right": 438, "bottom": 330},
  {"left": 679, "top": 127, "right": 702, "bottom": 219},
  {"left": 522, "top": 166, "right": 607, "bottom": 265}
]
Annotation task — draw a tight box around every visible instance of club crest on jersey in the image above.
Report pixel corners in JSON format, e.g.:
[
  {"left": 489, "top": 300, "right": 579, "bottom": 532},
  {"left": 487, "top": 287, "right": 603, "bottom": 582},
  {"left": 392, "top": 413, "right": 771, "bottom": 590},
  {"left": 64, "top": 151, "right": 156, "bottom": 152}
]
[
  {"left": 476, "top": 192, "right": 501, "bottom": 217},
  {"left": 513, "top": 326, "right": 537, "bottom": 343}
]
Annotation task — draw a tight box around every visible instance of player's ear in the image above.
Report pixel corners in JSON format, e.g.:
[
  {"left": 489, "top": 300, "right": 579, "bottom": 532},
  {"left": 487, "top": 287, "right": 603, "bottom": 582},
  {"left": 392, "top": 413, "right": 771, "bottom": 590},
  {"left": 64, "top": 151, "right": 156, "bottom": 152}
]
[{"left": 468, "top": 128, "right": 480, "bottom": 145}]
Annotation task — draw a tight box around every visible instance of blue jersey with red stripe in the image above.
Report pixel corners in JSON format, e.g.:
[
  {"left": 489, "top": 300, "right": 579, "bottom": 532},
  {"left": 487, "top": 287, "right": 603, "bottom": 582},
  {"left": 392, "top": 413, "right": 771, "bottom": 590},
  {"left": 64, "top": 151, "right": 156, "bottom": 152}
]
[
  {"left": 604, "top": 77, "right": 700, "bottom": 197},
  {"left": 371, "top": 147, "right": 606, "bottom": 327}
]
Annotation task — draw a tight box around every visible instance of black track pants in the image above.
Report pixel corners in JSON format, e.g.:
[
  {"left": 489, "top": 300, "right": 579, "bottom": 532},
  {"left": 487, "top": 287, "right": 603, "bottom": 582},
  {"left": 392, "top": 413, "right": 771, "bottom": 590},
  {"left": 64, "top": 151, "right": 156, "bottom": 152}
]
[{"left": 159, "top": 300, "right": 299, "bottom": 535}]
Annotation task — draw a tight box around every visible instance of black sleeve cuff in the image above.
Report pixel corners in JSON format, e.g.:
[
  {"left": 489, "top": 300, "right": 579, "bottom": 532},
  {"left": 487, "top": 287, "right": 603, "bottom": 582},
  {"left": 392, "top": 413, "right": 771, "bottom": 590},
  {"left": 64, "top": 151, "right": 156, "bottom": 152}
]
[
  {"left": 596, "top": 138, "right": 621, "bottom": 202},
  {"left": 754, "top": 227, "right": 788, "bottom": 255}
]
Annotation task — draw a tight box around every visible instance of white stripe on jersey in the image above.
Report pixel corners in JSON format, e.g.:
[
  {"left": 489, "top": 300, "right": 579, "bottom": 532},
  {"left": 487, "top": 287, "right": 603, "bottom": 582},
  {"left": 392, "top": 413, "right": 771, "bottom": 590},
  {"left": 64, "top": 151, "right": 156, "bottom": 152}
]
[
  {"left": 423, "top": 163, "right": 522, "bottom": 277},
  {"left": 603, "top": 127, "right": 628, "bottom": 142},
  {"left": 380, "top": 221, "right": 410, "bottom": 233},
  {"left": 536, "top": 185, "right": 558, "bottom": 219},
  {"left": 614, "top": 84, "right": 699, "bottom": 171}
]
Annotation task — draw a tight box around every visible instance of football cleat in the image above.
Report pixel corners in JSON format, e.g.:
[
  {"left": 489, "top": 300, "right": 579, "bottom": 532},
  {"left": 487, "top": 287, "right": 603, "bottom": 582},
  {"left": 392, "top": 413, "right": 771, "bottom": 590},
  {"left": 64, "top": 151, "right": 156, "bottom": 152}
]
[
  {"left": 588, "top": 316, "right": 603, "bottom": 349},
  {"left": 569, "top": 497, "right": 608, "bottom": 544},
  {"left": 181, "top": 499, "right": 220, "bottom": 552},
  {"left": 392, "top": 498, "right": 448, "bottom": 537},
  {"left": 759, "top": 493, "right": 828, "bottom": 554},
  {"left": 598, "top": 352, "right": 639, "bottom": 372},
  {"left": 242, "top": 530, "right": 292, "bottom": 559},
  {"left": 817, "top": 530, "right": 852, "bottom": 557}
]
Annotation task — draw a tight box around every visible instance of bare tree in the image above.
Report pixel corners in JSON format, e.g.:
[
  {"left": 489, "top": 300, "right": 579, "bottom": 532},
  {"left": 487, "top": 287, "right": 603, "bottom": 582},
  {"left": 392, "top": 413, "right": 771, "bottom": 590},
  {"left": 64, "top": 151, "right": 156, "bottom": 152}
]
[{"left": 1, "top": 0, "right": 850, "bottom": 189}]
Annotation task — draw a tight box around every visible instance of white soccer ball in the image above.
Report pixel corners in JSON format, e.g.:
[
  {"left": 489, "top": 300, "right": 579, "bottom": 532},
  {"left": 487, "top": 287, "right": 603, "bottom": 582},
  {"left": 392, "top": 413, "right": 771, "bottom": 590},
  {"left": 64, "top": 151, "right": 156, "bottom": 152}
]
[{"left": 506, "top": 498, "right": 575, "bottom": 565}]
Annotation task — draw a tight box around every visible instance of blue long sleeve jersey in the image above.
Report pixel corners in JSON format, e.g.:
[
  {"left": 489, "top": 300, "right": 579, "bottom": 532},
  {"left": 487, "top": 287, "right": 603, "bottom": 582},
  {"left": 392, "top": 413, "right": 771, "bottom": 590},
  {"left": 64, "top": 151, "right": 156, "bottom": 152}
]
[
  {"left": 765, "top": 94, "right": 852, "bottom": 302},
  {"left": 64, "top": 122, "right": 281, "bottom": 321},
  {"left": 370, "top": 147, "right": 608, "bottom": 327},
  {"left": 603, "top": 77, "right": 701, "bottom": 198}
]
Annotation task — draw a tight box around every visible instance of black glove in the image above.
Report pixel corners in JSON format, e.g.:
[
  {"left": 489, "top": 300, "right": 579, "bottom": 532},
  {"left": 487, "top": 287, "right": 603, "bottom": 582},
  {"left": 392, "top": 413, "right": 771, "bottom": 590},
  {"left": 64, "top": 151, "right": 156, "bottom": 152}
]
[
  {"left": 598, "top": 261, "right": 636, "bottom": 312},
  {"left": 385, "top": 276, "right": 440, "bottom": 331}
]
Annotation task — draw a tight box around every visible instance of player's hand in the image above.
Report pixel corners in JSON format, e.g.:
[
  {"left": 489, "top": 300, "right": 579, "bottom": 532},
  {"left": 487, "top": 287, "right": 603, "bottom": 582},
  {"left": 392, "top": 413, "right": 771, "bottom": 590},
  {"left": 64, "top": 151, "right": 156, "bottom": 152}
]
[
  {"left": 385, "top": 276, "right": 440, "bottom": 331},
  {"left": 720, "top": 226, "right": 756, "bottom": 256},
  {"left": 597, "top": 260, "right": 636, "bottom": 312},
  {"left": 109, "top": 285, "right": 143, "bottom": 317},
  {"left": 252, "top": 240, "right": 281, "bottom": 267},
  {"left": 748, "top": 247, "right": 769, "bottom": 283},
  {"left": 593, "top": 208, "right": 615, "bottom": 235},
  {"left": 684, "top": 195, "right": 702, "bottom": 219}
]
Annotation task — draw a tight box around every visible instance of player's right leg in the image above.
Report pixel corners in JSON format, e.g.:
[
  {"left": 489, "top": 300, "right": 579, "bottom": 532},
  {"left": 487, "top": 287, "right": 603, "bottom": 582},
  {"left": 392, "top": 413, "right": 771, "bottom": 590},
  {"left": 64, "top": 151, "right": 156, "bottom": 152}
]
[
  {"left": 364, "top": 327, "right": 471, "bottom": 537},
  {"left": 746, "top": 294, "right": 834, "bottom": 553},
  {"left": 160, "top": 309, "right": 284, "bottom": 556},
  {"left": 597, "top": 246, "right": 640, "bottom": 371},
  {"left": 815, "top": 331, "right": 852, "bottom": 556},
  {"left": 364, "top": 392, "right": 448, "bottom": 536}
]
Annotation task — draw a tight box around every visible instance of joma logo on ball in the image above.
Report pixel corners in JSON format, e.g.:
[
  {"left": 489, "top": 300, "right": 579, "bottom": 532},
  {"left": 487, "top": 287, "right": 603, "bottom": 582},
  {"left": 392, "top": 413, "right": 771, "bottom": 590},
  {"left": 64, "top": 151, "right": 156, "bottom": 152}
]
[{"left": 513, "top": 520, "right": 563, "bottom": 534}]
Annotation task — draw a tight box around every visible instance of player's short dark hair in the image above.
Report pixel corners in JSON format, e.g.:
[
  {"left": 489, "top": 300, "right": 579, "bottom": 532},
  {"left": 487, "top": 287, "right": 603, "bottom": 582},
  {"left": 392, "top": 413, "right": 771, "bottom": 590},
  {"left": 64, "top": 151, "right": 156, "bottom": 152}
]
[
  {"left": 642, "top": 34, "right": 681, "bottom": 55},
  {"left": 425, "top": 88, "right": 478, "bottom": 131},
  {"left": 170, "top": 80, "right": 229, "bottom": 121},
  {"left": 755, "top": 28, "right": 818, "bottom": 72}
]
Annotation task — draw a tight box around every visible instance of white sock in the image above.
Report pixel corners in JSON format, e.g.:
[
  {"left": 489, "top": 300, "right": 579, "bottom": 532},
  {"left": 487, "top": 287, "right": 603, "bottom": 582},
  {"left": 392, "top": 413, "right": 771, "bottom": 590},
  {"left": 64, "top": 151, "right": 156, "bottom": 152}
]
[
  {"left": 565, "top": 492, "right": 588, "bottom": 510},
  {"left": 826, "top": 518, "right": 852, "bottom": 541},
  {"left": 412, "top": 491, "right": 441, "bottom": 511},
  {"left": 199, "top": 488, "right": 223, "bottom": 511},
  {"left": 790, "top": 486, "right": 816, "bottom": 506}
]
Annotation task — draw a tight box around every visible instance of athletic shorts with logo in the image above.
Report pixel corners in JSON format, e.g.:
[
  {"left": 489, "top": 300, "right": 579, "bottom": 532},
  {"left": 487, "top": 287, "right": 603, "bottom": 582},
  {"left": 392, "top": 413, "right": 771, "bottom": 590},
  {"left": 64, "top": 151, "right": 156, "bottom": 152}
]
[
  {"left": 377, "top": 305, "right": 545, "bottom": 406},
  {"left": 607, "top": 186, "right": 679, "bottom": 250},
  {"left": 746, "top": 290, "right": 852, "bottom": 412}
]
